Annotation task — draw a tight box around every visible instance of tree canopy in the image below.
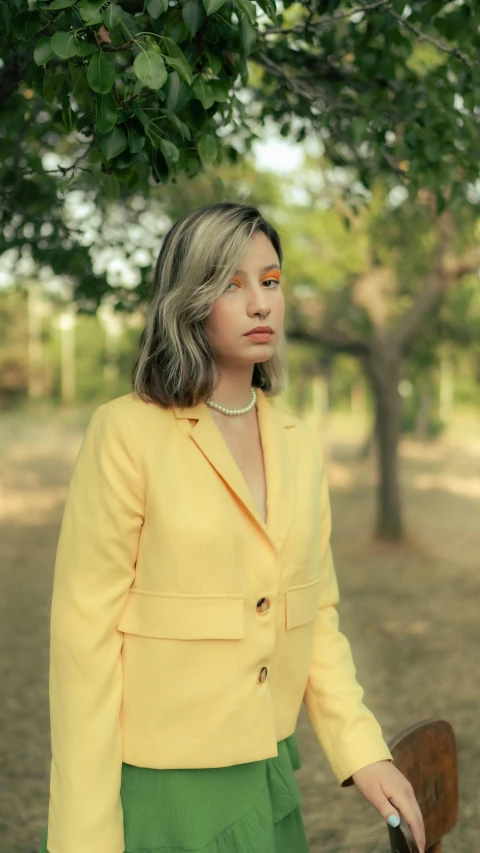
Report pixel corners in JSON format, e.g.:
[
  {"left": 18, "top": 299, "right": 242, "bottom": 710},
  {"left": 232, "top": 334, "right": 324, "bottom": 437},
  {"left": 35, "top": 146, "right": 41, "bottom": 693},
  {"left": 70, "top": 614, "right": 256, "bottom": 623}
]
[{"left": 2, "top": 0, "right": 480, "bottom": 221}]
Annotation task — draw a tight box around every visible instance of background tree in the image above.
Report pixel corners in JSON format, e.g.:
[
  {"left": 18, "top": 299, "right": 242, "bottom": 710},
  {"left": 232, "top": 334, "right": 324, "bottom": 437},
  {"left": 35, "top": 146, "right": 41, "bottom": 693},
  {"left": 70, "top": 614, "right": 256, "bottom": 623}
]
[
  {"left": 2, "top": 0, "right": 480, "bottom": 266},
  {"left": 3, "top": 0, "right": 480, "bottom": 543},
  {"left": 283, "top": 173, "right": 480, "bottom": 539}
]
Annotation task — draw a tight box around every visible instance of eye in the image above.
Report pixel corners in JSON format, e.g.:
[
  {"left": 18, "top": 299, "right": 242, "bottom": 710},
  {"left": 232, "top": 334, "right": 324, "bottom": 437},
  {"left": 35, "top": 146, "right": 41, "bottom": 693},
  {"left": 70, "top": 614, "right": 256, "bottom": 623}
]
[
  {"left": 225, "top": 280, "right": 240, "bottom": 291},
  {"left": 263, "top": 277, "right": 281, "bottom": 288}
]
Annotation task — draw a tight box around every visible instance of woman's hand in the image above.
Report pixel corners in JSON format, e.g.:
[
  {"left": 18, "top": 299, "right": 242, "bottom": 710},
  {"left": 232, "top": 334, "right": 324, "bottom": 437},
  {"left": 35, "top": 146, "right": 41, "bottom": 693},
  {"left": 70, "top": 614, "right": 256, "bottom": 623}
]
[{"left": 351, "top": 760, "right": 425, "bottom": 853}]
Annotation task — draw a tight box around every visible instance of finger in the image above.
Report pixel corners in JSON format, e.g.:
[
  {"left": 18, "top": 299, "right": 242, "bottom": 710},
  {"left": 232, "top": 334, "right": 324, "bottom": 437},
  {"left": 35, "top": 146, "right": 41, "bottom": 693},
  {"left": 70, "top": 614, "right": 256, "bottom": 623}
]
[
  {"left": 399, "top": 798, "right": 426, "bottom": 853},
  {"left": 388, "top": 795, "right": 426, "bottom": 853},
  {"left": 367, "top": 786, "right": 425, "bottom": 853},
  {"left": 365, "top": 787, "right": 401, "bottom": 828}
]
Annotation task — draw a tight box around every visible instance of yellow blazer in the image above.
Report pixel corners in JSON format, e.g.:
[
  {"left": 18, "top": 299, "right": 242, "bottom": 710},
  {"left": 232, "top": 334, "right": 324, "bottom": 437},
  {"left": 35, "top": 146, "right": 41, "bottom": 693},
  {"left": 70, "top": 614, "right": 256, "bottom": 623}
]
[{"left": 46, "top": 387, "right": 392, "bottom": 853}]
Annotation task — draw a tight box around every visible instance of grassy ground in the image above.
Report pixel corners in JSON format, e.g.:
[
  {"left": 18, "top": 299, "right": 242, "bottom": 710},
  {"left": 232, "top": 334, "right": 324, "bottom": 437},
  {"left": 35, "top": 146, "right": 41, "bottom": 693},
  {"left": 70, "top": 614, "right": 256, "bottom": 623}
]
[{"left": 0, "top": 402, "right": 478, "bottom": 852}]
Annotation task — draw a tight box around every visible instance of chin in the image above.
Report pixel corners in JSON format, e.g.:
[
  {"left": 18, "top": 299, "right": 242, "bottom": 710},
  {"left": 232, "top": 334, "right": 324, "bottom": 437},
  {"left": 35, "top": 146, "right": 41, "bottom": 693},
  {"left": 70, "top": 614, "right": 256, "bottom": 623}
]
[{"left": 251, "top": 352, "right": 274, "bottom": 366}]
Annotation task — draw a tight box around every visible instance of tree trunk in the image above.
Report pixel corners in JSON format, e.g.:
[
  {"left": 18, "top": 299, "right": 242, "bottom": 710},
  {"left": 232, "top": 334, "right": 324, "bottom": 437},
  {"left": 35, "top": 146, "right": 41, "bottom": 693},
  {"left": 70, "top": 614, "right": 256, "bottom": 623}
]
[
  {"left": 415, "top": 383, "right": 433, "bottom": 439},
  {"left": 363, "top": 346, "right": 403, "bottom": 540},
  {"left": 439, "top": 353, "right": 454, "bottom": 424}
]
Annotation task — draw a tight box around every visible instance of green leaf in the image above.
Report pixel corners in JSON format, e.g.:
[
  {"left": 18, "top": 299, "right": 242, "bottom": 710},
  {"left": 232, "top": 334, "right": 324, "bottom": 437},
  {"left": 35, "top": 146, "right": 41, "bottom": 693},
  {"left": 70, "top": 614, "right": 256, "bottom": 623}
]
[
  {"left": 240, "top": 13, "right": 257, "bottom": 55},
  {"left": 127, "top": 123, "right": 146, "bottom": 153},
  {"left": 424, "top": 142, "right": 441, "bottom": 163},
  {"left": 12, "top": 12, "right": 40, "bottom": 40},
  {"left": 146, "top": 0, "right": 168, "bottom": 18},
  {"left": 103, "top": 3, "right": 124, "bottom": 28},
  {"left": 206, "top": 50, "right": 221, "bottom": 75},
  {"left": 58, "top": 174, "right": 76, "bottom": 193},
  {"left": 133, "top": 100, "right": 151, "bottom": 128},
  {"left": 112, "top": 151, "right": 134, "bottom": 168},
  {"left": 116, "top": 149, "right": 148, "bottom": 168},
  {"left": 0, "top": 3, "right": 11, "bottom": 34},
  {"left": 351, "top": 117, "right": 368, "bottom": 145},
  {"left": 192, "top": 77, "right": 215, "bottom": 109},
  {"left": 198, "top": 134, "right": 217, "bottom": 162},
  {"left": 162, "top": 43, "right": 193, "bottom": 84},
  {"left": 97, "top": 126, "right": 128, "bottom": 159},
  {"left": 203, "top": 0, "right": 226, "bottom": 13},
  {"left": 158, "top": 139, "right": 179, "bottom": 163},
  {"left": 239, "top": 51, "right": 248, "bottom": 85},
  {"left": 165, "top": 72, "right": 191, "bottom": 112},
  {"left": 165, "top": 111, "right": 191, "bottom": 139},
  {"left": 96, "top": 92, "right": 118, "bottom": 133},
  {"left": 162, "top": 37, "right": 187, "bottom": 60},
  {"left": 34, "top": 37, "right": 55, "bottom": 66},
  {"left": 30, "top": 61, "right": 45, "bottom": 97},
  {"left": 70, "top": 66, "right": 90, "bottom": 98},
  {"left": 87, "top": 52, "right": 116, "bottom": 94},
  {"left": 164, "top": 56, "right": 192, "bottom": 85},
  {"left": 43, "top": 72, "right": 65, "bottom": 104},
  {"left": 209, "top": 79, "right": 229, "bottom": 102},
  {"left": 51, "top": 30, "right": 81, "bottom": 59},
  {"left": 133, "top": 51, "right": 167, "bottom": 90},
  {"left": 62, "top": 100, "right": 74, "bottom": 131},
  {"left": 144, "top": 35, "right": 162, "bottom": 54},
  {"left": 164, "top": 17, "right": 189, "bottom": 43},
  {"left": 102, "top": 172, "right": 120, "bottom": 199},
  {"left": 183, "top": 43, "right": 198, "bottom": 66},
  {"left": 78, "top": 0, "right": 105, "bottom": 21},
  {"left": 75, "top": 40, "right": 98, "bottom": 57},
  {"left": 117, "top": 164, "right": 136, "bottom": 182},
  {"left": 182, "top": 0, "right": 205, "bottom": 36},
  {"left": 255, "top": 0, "right": 277, "bottom": 22},
  {"left": 234, "top": 0, "right": 256, "bottom": 24},
  {"left": 186, "top": 154, "right": 202, "bottom": 178},
  {"left": 115, "top": 108, "right": 130, "bottom": 124},
  {"left": 151, "top": 149, "right": 169, "bottom": 184},
  {"left": 131, "top": 79, "right": 144, "bottom": 98},
  {"left": 45, "top": 0, "right": 77, "bottom": 7}
]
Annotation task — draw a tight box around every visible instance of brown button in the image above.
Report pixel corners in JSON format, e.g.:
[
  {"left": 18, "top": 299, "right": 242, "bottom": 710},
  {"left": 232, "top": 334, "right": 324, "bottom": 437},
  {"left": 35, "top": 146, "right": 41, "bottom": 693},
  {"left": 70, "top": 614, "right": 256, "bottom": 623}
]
[
  {"left": 256, "top": 597, "right": 271, "bottom": 614},
  {"left": 258, "top": 666, "right": 268, "bottom": 683}
]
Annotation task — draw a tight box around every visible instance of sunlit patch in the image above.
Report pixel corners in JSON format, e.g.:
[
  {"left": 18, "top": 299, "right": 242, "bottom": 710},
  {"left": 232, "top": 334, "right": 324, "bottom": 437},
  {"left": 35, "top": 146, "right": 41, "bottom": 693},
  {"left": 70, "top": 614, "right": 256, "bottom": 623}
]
[
  {"left": 323, "top": 461, "right": 356, "bottom": 491},
  {"left": 413, "top": 473, "right": 480, "bottom": 499}
]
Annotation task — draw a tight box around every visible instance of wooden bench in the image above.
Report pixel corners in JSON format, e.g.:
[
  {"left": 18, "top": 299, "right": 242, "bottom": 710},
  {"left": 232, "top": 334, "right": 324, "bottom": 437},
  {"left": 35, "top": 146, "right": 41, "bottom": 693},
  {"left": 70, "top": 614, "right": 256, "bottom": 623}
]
[{"left": 386, "top": 719, "right": 458, "bottom": 852}]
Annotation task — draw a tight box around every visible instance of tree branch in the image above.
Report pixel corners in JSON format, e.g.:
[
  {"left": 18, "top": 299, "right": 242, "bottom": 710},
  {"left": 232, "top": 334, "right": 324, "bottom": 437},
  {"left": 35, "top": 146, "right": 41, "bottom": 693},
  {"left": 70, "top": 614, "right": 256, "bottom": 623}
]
[
  {"left": 263, "top": 0, "right": 392, "bottom": 36},
  {"left": 0, "top": 47, "right": 32, "bottom": 109},
  {"left": 101, "top": 38, "right": 134, "bottom": 52},
  {"left": 390, "top": 211, "right": 461, "bottom": 351},
  {"left": 387, "top": 8, "right": 475, "bottom": 70},
  {"left": 286, "top": 322, "right": 369, "bottom": 355},
  {"left": 453, "top": 247, "right": 480, "bottom": 277}
]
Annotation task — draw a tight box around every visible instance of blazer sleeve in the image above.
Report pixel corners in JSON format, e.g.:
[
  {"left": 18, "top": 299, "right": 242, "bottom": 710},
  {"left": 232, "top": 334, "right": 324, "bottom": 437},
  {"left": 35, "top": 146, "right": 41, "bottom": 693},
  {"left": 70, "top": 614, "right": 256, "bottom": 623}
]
[
  {"left": 46, "top": 401, "right": 145, "bottom": 853},
  {"left": 302, "top": 440, "right": 393, "bottom": 786}
]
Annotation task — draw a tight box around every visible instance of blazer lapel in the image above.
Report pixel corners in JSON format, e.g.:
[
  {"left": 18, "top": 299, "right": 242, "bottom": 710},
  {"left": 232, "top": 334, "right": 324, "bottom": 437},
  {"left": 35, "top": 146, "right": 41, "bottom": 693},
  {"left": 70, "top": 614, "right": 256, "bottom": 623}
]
[{"left": 172, "top": 388, "right": 297, "bottom": 553}]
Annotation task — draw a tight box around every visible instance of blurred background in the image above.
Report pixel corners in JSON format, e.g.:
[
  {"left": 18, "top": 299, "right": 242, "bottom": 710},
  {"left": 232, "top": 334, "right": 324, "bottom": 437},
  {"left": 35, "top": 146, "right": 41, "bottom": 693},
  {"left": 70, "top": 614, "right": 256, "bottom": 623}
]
[{"left": 2, "top": 1, "right": 480, "bottom": 851}]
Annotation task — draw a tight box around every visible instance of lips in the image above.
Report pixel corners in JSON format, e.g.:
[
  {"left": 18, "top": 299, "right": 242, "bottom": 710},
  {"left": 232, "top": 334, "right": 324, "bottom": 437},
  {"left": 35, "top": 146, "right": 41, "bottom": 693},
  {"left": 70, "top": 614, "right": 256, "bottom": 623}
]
[{"left": 246, "top": 327, "right": 273, "bottom": 335}]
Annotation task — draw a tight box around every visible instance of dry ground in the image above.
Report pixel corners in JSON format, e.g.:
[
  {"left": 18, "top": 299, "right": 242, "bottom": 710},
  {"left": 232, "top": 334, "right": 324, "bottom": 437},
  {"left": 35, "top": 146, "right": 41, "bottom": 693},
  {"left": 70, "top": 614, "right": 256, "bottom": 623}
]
[{"left": 0, "top": 402, "right": 479, "bottom": 853}]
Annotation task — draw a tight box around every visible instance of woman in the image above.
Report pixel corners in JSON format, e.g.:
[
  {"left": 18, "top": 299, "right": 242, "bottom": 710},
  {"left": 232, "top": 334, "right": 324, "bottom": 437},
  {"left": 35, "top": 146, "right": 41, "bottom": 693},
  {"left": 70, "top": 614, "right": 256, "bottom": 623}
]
[{"left": 39, "top": 202, "right": 425, "bottom": 853}]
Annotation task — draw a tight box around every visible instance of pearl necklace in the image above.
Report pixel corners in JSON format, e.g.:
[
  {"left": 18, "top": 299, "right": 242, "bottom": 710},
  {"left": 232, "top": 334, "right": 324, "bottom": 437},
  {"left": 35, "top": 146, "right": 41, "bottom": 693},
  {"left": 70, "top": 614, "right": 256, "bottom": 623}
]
[{"left": 206, "top": 387, "right": 257, "bottom": 416}]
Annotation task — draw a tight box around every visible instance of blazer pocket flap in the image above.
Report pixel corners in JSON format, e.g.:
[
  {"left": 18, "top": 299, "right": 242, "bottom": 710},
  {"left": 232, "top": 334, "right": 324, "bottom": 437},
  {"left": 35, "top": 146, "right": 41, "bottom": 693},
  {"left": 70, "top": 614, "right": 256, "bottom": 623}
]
[
  {"left": 285, "top": 579, "right": 321, "bottom": 629},
  {"left": 117, "top": 590, "right": 245, "bottom": 639}
]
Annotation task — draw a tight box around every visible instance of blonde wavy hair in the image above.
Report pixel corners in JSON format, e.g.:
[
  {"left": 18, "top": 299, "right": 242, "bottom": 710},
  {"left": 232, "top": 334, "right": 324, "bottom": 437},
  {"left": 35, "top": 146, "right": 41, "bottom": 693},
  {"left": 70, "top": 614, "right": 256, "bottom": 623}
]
[{"left": 131, "top": 201, "right": 288, "bottom": 408}]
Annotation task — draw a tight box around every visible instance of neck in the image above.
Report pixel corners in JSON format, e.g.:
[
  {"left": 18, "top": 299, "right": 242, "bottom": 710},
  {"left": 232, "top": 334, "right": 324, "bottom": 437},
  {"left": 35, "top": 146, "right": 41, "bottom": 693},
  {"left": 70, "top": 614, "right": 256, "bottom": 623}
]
[{"left": 210, "top": 368, "right": 255, "bottom": 409}]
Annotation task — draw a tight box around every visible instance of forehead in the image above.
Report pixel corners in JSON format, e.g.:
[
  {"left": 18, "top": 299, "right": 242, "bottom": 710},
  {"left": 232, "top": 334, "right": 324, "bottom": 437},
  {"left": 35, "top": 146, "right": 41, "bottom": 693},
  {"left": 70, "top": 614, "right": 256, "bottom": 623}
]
[
  {"left": 234, "top": 232, "right": 281, "bottom": 274},
  {"left": 234, "top": 263, "right": 281, "bottom": 276}
]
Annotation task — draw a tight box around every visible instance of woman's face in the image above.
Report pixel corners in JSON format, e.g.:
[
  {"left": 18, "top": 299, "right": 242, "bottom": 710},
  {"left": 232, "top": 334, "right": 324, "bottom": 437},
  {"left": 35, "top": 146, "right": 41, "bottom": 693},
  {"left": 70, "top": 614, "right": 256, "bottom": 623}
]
[{"left": 203, "top": 231, "right": 284, "bottom": 369}]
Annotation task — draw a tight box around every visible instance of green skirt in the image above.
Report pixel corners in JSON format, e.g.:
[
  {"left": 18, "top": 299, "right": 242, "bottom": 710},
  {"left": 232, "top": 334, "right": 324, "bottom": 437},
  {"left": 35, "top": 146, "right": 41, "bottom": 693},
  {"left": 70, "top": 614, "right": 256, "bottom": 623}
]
[{"left": 38, "top": 732, "right": 309, "bottom": 853}]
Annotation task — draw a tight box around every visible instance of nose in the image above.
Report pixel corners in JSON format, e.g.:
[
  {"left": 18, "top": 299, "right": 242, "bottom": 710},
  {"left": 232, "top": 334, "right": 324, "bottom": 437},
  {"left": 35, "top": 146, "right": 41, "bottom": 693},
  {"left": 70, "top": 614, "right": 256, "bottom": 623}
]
[
  {"left": 247, "top": 282, "right": 271, "bottom": 318},
  {"left": 252, "top": 296, "right": 269, "bottom": 318}
]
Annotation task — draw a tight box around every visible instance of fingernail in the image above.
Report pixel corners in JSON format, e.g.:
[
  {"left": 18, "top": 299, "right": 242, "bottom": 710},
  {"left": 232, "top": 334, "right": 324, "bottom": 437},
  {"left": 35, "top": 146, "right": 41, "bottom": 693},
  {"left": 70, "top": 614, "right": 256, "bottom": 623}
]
[{"left": 387, "top": 815, "right": 400, "bottom": 827}]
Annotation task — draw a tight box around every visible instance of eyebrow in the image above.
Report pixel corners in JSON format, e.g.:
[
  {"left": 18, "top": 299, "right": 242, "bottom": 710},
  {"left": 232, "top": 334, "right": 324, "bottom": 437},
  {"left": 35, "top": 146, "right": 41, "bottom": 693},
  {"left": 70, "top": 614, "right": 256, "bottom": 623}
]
[{"left": 233, "top": 264, "right": 281, "bottom": 275}]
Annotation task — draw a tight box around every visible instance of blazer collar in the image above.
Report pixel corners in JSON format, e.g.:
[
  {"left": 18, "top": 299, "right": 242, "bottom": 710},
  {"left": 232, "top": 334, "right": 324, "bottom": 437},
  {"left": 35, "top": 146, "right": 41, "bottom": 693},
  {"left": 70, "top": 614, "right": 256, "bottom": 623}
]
[{"left": 172, "top": 387, "right": 298, "bottom": 553}]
